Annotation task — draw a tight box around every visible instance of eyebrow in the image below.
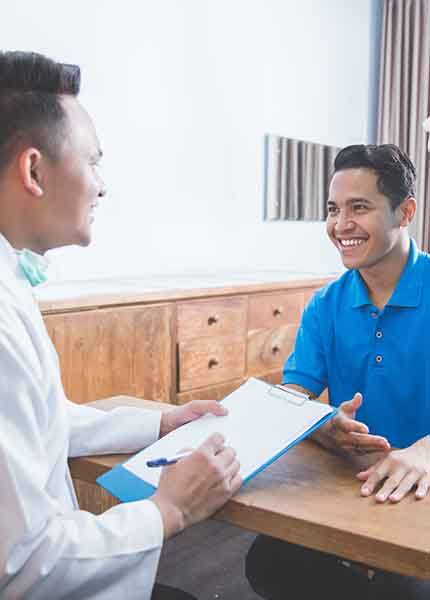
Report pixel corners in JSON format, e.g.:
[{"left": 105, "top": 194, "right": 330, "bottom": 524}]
[{"left": 327, "top": 197, "right": 373, "bottom": 206}]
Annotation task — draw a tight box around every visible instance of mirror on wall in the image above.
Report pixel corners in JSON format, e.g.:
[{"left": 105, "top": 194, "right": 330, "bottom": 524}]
[{"left": 263, "top": 134, "right": 340, "bottom": 222}]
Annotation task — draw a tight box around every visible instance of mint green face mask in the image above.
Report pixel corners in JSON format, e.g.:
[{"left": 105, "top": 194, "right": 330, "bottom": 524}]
[{"left": 17, "top": 248, "right": 49, "bottom": 287}]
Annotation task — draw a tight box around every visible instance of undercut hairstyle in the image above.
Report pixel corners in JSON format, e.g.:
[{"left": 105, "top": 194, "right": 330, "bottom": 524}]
[
  {"left": 334, "top": 144, "right": 416, "bottom": 210},
  {"left": 0, "top": 51, "right": 81, "bottom": 172}
]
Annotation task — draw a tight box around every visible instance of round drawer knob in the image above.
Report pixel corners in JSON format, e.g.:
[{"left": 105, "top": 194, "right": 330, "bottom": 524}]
[
  {"left": 208, "top": 315, "right": 219, "bottom": 325},
  {"left": 273, "top": 307, "right": 283, "bottom": 317},
  {"left": 272, "top": 345, "right": 281, "bottom": 355},
  {"left": 208, "top": 358, "right": 219, "bottom": 369}
]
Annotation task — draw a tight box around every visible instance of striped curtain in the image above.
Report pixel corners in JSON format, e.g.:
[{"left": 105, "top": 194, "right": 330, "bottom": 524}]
[
  {"left": 377, "top": 0, "right": 430, "bottom": 250},
  {"left": 264, "top": 135, "right": 339, "bottom": 222}
]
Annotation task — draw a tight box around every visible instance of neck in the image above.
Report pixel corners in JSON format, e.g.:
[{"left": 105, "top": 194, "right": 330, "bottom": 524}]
[
  {"left": 359, "top": 234, "right": 410, "bottom": 309},
  {"left": 0, "top": 185, "right": 46, "bottom": 253},
  {"left": 0, "top": 217, "right": 46, "bottom": 254}
]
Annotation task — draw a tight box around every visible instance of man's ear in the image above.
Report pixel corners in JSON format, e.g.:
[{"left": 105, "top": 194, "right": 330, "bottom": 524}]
[
  {"left": 18, "top": 148, "right": 44, "bottom": 197},
  {"left": 397, "top": 196, "right": 417, "bottom": 227}
]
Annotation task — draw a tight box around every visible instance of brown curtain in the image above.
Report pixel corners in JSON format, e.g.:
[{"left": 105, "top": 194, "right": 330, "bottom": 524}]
[
  {"left": 377, "top": 0, "right": 430, "bottom": 249},
  {"left": 264, "top": 135, "right": 339, "bottom": 221}
]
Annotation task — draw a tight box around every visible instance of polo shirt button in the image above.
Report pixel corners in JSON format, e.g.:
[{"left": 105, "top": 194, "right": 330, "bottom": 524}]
[
  {"left": 376, "top": 355, "right": 383, "bottom": 363},
  {"left": 371, "top": 312, "right": 378, "bottom": 318},
  {"left": 376, "top": 330, "right": 383, "bottom": 338}
]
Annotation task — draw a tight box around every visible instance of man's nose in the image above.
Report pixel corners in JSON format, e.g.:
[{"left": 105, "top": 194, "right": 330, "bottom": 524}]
[{"left": 334, "top": 210, "right": 354, "bottom": 232}]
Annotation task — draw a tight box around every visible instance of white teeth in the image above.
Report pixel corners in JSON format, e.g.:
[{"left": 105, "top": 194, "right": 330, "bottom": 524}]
[{"left": 339, "top": 239, "right": 366, "bottom": 247}]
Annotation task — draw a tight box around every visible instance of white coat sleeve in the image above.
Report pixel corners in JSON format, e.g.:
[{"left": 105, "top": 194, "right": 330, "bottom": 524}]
[
  {"left": 67, "top": 401, "right": 162, "bottom": 457},
  {"left": 0, "top": 311, "right": 164, "bottom": 600}
]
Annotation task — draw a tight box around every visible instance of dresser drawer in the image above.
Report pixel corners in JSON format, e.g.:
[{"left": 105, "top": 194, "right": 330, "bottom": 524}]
[
  {"left": 176, "top": 378, "right": 245, "bottom": 404},
  {"left": 248, "top": 292, "right": 304, "bottom": 331},
  {"left": 177, "top": 297, "right": 247, "bottom": 341},
  {"left": 247, "top": 325, "right": 298, "bottom": 375},
  {"left": 178, "top": 336, "right": 246, "bottom": 391},
  {"left": 303, "top": 286, "right": 319, "bottom": 305}
]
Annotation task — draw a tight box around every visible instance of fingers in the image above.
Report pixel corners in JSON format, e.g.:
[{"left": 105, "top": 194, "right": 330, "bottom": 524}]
[
  {"left": 188, "top": 400, "right": 228, "bottom": 417},
  {"left": 213, "top": 458, "right": 242, "bottom": 496},
  {"left": 340, "top": 392, "right": 363, "bottom": 418},
  {"left": 416, "top": 475, "right": 430, "bottom": 500},
  {"left": 229, "top": 472, "right": 243, "bottom": 495},
  {"left": 215, "top": 446, "right": 238, "bottom": 469},
  {"left": 332, "top": 411, "right": 368, "bottom": 436},
  {"left": 359, "top": 464, "right": 430, "bottom": 503},
  {"left": 374, "top": 470, "right": 408, "bottom": 502},
  {"left": 200, "top": 432, "right": 225, "bottom": 454},
  {"left": 221, "top": 453, "right": 241, "bottom": 485},
  {"left": 387, "top": 471, "right": 419, "bottom": 503},
  {"left": 360, "top": 460, "right": 390, "bottom": 496},
  {"left": 344, "top": 432, "right": 390, "bottom": 453}
]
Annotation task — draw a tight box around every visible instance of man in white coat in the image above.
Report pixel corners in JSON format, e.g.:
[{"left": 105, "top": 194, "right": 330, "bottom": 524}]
[{"left": 0, "top": 51, "right": 241, "bottom": 599}]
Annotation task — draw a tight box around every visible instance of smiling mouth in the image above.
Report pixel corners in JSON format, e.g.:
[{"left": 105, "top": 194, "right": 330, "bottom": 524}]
[{"left": 337, "top": 238, "right": 367, "bottom": 249}]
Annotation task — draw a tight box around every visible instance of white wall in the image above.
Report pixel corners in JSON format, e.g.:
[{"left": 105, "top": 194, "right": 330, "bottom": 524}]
[{"left": 3, "top": 0, "right": 376, "bottom": 280}]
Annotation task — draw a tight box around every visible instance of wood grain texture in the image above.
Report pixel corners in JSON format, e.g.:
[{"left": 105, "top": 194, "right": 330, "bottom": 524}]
[
  {"left": 39, "top": 277, "right": 335, "bottom": 313},
  {"left": 177, "top": 296, "right": 247, "bottom": 341},
  {"left": 178, "top": 336, "right": 246, "bottom": 391},
  {"left": 73, "top": 479, "right": 118, "bottom": 514},
  {"left": 176, "top": 378, "right": 245, "bottom": 403},
  {"left": 176, "top": 373, "right": 288, "bottom": 404},
  {"left": 248, "top": 291, "right": 304, "bottom": 331},
  {"left": 44, "top": 304, "right": 173, "bottom": 404},
  {"left": 69, "top": 397, "right": 430, "bottom": 579},
  {"left": 216, "top": 441, "right": 430, "bottom": 579},
  {"left": 246, "top": 325, "right": 298, "bottom": 375},
  {"left": 303, "top": 285, "right": 321, "bottom": 305}
]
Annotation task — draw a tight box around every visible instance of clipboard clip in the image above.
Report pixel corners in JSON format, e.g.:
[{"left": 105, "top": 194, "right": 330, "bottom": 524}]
[{"left": 268, "top": 384, "right": 310, "bottom": 406}]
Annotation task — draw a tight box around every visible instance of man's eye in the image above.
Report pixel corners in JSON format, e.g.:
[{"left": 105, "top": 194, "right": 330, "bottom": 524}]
[
  {"left": 353, "top": 203, "right": 367, "bottom": 211},
  {"left": 327, "top": 206, "right": 338, "bottom": 215}
]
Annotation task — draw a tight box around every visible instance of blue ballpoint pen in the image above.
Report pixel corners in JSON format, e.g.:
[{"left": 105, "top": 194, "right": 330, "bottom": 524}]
[{"left": 146, "top": 450, "right": 193, "bottom": 468}]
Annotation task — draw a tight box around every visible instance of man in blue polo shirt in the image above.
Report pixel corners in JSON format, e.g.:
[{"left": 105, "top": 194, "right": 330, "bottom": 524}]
[{"left": 246, "top": 144, "right": 430, "bottom": 600}]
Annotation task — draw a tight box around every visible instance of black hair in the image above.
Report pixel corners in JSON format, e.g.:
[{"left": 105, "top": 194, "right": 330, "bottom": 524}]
[
  {"left": 334, "top": 144, "right": 416, "bottom": 210},
  {"left": 0, "top": 51, "right": 81, "bottom": 172}
]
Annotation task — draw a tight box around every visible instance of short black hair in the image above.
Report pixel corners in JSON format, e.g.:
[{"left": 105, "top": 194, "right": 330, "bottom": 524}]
[
  {"left": 333, "top": 144, "right": 416, "bottom": 210},
  {"left": 0, "top": 51, "right": 81, "bottom": 172}
]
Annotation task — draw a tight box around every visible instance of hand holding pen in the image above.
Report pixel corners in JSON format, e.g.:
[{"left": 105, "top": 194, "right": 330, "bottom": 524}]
[{"left": 147, "top": 451, "right": 193, "bottom": 467}]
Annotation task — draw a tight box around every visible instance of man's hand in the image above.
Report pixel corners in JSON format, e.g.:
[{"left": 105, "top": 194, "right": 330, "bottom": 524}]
[
  {"left": 159, "top": 400, "right": 227, "bottom": 437},
  {"left": 151, "top": 433, "right": 241, "bottom": 539},
  {"left": 313, "top": 393, "right": 390, "bottom": 455},
  {"left": 357, "top": 436, "right": 430, "bottom": 503}
]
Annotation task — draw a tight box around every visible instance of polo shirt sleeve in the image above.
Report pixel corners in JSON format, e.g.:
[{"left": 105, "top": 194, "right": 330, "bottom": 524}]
[{"left": 282, "top": 292, "right": 328, "bottom": 397}]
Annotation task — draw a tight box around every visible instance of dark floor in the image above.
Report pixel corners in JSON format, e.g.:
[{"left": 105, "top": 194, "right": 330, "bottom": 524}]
[{"left": 156, "top": 520, "right": 261, "bottom": 600}]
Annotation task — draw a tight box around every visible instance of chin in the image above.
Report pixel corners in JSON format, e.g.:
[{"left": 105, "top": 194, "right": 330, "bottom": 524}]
[
  {"left": 75, "top": 226, "right": 92, "bottom": 247},
  {"left": 78, "top": 236, "right": 92, "bottom": 247}
]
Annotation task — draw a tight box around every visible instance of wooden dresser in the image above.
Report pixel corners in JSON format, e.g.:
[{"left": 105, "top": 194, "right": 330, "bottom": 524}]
[{"left": 37, "top": 273, "right": 335, "bottom": 406}]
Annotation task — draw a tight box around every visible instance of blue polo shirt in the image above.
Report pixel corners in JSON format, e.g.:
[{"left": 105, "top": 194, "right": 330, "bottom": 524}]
[{"left": 283, "top": 239, "right": 430, "bottom": 449}]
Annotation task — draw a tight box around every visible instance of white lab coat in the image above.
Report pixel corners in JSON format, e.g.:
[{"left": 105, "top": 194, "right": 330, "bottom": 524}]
[{"left": 0, "top": 234, "right": 165, "bottom": 599}]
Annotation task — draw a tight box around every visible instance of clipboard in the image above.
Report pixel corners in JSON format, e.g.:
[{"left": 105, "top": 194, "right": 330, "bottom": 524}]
[{"left": 97, "top": 377, "right": 336, "bottom": 502}]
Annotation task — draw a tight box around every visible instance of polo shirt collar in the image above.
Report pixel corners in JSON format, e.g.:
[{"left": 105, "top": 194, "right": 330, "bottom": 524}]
[{"left": 351, "top": 238, "right": 422, "bottom": 309}]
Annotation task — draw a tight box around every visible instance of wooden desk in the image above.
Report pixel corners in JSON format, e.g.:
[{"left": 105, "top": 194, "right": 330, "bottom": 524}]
[{"left": 69, "top": 397, "right": 430, "bottom": 580}]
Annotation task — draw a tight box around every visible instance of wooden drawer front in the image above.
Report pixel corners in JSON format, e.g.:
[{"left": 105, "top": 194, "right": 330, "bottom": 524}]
[
  {"left": 247, "top": 325, "right": 298, "bottom": 375},
  {"left": 177, "top": 297, "right": 247, "bottom": 341},
  {"left": 44, "top": 304, "right": 173, "bottom": 404},
  {"left": 178, "top": 337, "right": 245, "bottom": 391},
  {"left": 303, "top": 286, "right": 319, "bottom": 306},
  {"left": 176, "top": 378, "right": 245, "bottom": 404},
  {"left": 248, "top": 292, "right": 304, "bottom": 331}
]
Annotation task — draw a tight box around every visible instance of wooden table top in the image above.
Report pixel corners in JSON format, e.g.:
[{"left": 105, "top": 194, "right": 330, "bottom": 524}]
[{"left": 69, "top": 396, "right": 430, "bottom": 579}]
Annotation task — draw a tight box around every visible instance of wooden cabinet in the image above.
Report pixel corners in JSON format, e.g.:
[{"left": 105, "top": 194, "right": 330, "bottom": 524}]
[
  {"left": 246, "top": 290, "right": 305, "bottom": 379},
  {"left": 44, "top": 304, "right": 174, "bottom": 404},
  {"left": 39, "top": 277, "right": 332, "bottom": 405}
]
